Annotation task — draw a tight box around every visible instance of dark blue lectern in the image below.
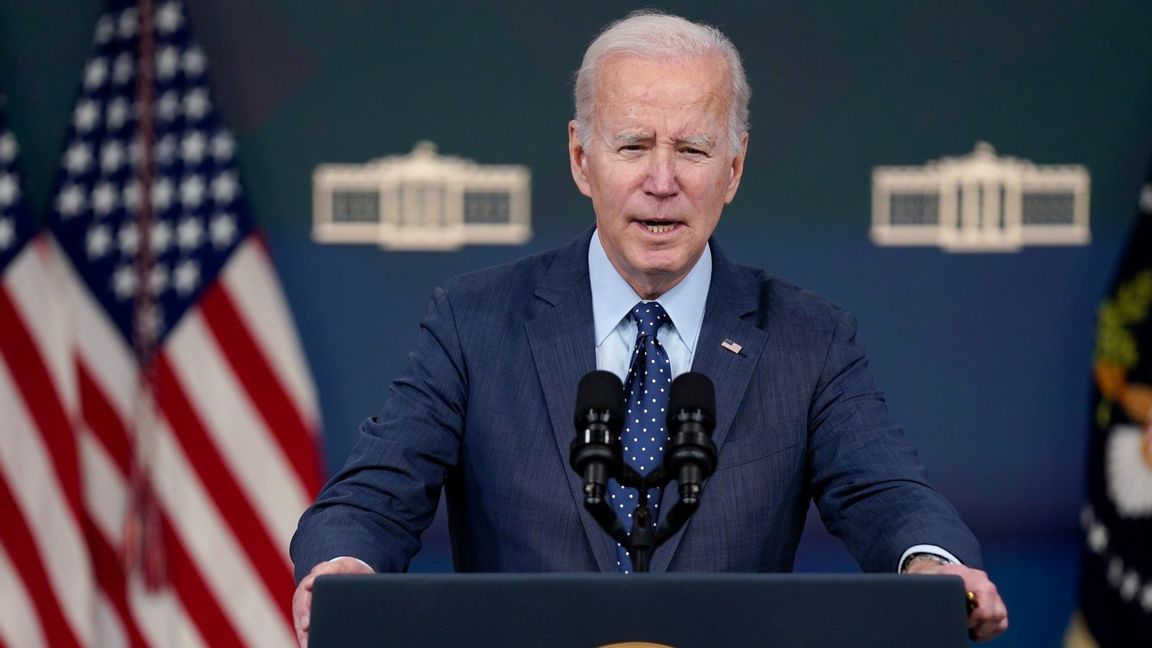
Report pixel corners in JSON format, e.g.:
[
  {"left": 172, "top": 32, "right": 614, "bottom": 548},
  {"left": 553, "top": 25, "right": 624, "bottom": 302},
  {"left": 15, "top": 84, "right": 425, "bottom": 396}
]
[{"left": 309, "top": 573, "right": 969, "bottom": 647}]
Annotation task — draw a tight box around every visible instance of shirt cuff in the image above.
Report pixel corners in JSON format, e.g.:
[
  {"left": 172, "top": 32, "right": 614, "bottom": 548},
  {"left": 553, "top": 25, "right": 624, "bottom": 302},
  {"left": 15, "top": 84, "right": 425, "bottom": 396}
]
[
  {"left": 897, "top": 545, "right": 963, "bottom": 572},
  {"left": 328, "top": 555, "right": 374, "bottom": 572}
]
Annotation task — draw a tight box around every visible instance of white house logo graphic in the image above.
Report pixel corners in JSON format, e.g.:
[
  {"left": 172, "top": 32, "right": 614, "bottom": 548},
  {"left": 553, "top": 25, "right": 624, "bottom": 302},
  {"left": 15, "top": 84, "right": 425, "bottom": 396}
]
[
  {"left": 871, "top": 142, "right": 1090, "bottom": 252},
  {"left": 313, "top": 141, "right": 531, "bottom": 251}
]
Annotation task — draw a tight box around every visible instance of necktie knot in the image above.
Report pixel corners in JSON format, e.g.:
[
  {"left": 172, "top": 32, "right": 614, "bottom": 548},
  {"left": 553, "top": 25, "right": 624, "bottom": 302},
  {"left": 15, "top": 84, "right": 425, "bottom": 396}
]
[{"left": 630, "top": 301, "right": 671, "bottom": 339}]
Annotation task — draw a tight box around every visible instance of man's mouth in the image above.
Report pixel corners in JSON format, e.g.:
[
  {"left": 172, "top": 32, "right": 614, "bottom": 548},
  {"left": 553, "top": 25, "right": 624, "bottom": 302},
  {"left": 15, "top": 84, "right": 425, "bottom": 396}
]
[{"left": 638, "top": 220, "right": 677, "bottom": 234}]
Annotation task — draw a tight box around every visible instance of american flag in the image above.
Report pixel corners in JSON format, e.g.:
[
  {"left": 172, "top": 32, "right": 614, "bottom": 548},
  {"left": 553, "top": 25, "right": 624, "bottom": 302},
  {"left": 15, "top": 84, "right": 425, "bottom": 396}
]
[
  {"left": 0, "top": 0, "right": 324, "bottom": 645},
  {"left": 0, "top": 82, "right": 100, "bottom": 647}
]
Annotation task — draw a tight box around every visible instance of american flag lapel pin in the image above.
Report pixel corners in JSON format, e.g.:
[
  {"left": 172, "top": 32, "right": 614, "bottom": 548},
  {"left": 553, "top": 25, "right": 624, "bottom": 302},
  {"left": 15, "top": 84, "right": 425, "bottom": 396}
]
[{"left": 721, "top": 338, "right": 742, "bottom": 355}]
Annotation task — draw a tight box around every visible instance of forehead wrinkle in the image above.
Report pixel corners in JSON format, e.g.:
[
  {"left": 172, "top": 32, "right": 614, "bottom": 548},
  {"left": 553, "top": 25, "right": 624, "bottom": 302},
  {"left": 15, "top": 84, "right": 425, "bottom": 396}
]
[{"left": 592, "top": 55, "right": 732, "bottom": 150}]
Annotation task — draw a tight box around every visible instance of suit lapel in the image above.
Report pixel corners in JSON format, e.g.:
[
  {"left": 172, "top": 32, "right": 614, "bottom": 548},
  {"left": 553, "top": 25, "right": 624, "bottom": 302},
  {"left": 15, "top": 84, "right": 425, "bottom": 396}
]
[
  {"left": 524, "top": 230, "right": 618, "bottom": 571},
  {"left": 650, "top": 243, "right": 768, "bottom": 572}
]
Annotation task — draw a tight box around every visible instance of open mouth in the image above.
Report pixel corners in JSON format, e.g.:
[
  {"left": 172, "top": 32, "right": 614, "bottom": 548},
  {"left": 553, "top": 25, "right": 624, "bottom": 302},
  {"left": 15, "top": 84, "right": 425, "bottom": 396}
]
[{"left": 639, "top": 220, "right": 677, "bottom": 234}]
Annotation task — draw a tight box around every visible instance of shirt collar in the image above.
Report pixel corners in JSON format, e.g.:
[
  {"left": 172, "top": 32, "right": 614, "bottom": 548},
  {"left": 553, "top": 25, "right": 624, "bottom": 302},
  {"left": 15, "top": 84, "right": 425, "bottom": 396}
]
[{"left": 588, "top": 228, "right": 711, "bottom": 353}]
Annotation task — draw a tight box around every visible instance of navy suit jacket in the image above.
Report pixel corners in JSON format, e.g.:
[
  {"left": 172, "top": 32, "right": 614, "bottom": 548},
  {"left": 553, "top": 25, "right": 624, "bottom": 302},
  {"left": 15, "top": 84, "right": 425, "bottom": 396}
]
[{"left": 291, "top": 229, "right": 980, "bottom": 580}]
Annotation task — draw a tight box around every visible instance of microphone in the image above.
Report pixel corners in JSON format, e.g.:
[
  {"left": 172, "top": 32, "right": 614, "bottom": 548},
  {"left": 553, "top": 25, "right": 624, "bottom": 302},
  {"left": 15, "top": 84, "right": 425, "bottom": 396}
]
[
  {"left": 569, "top": 371, "right": 625, "bottom": 506},
  {"left": 662, "top": 372, "right": 717, "bottom": 506}
]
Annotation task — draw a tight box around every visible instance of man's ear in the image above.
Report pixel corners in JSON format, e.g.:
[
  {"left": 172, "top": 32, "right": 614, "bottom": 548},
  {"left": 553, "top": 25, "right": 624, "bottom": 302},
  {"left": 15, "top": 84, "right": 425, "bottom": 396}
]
[
  {"left": 568, "top": 120, "right": 592, "bottom": 198},
  {"left": 724, "top": 131, "right": 749, "bottom": 204}
]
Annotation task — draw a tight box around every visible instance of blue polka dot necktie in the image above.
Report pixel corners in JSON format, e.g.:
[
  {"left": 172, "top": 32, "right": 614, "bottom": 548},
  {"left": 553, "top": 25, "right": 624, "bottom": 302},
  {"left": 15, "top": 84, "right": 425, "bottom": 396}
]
[{"left": 610, "top": 301, "right": 672, "bottom": 572}]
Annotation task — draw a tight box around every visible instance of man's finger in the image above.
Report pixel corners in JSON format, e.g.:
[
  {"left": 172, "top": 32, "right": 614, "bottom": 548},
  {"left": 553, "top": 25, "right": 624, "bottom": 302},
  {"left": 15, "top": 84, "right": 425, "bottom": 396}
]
[
  {"left": 902, "top": 563, "right": 1007, "bottom": 642},
  {"left": 292, "top": 580, "right": 313, "bottom": 648},
  {"left": 293, "top": 558, "right": 374, "bottom": 648},
  {"left": 965, "top": 589, "right": 1008, "bottom": 642},
  {"left": 970, "top": 614, "right": 1009, "bottom": 642}
]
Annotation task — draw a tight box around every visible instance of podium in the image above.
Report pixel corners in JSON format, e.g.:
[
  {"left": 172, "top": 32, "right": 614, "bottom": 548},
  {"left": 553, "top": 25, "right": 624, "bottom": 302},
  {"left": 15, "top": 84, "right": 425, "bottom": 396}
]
[{"left": 310, "top": 573, "right": 969, "bottom": 647}]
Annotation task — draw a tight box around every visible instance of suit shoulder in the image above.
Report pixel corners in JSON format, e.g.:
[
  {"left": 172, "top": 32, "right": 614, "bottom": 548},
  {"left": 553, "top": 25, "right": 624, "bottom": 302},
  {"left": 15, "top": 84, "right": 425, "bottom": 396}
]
[
  {"left": 436, "top": 243, "right": 576, "bottom": 310},
  {"left": 443, "top": 247, "right": 561, "bottom": 290},
  {"left": 731, "top": 262, "right": 851, "bottom": 331}
]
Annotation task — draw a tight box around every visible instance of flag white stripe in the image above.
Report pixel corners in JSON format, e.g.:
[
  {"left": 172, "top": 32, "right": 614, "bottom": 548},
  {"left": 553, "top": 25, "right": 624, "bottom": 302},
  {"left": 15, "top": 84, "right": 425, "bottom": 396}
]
[
  {"left": 79, "top": 427, "right": 129, "bottom": 550},
  {"left": 0, "top": 353, "right": 92, "bottom": 644},
  {"left": 81, "top": 426, "right": 207, "bottom": 648},
  {"left": 7, "top": 241, "right": 78, "bottom": 412},
  {"left": 151, "top": 412, "right": 295, "bottom": 648},
  {"left": 223, "top": 240, "right": 321, "bottom": 425},
  {"left": 78, "top": 430, "right": 142, "bottom": 648},
  {"left": 0, "top": 541, "right": 48, "bottom": 648},
  {"left": 57, "top": 238, "right": 137, "bottom": 415},
  {"left": 126, "top": 575, "right": 206, "bottom": 648},
  {"left": 92, "top": 592, "right": 129, "bottom": 648},
  {"left": 167, "top": 307, "right": 311, "bottom": 547}
]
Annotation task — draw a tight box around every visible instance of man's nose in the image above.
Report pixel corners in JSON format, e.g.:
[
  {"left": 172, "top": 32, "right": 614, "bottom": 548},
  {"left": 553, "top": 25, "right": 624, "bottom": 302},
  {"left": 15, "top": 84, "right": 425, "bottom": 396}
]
[{"left": 642, "top": 149, "right": 678, "bottom": 198}]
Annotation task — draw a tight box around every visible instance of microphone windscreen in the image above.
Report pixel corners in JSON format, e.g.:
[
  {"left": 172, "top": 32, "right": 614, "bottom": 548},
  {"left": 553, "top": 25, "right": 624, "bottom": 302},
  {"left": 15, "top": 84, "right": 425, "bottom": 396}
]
[
  {"left": 668, "top": 372, "right": 715, "bottom": 420},
  {"left": 574, "top": 370, "right": 625, "bottom": 421}
]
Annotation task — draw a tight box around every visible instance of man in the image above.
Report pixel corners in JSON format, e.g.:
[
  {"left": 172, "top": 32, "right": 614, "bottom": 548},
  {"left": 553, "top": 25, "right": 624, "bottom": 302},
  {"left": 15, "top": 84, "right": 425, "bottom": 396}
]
[{"left": 291, "top": 10, "right": 1008, "bottom": 644}]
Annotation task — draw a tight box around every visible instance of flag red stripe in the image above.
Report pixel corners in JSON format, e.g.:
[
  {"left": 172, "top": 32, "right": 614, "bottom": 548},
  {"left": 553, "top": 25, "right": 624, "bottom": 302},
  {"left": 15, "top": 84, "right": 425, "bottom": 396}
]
[
  {"left": 153, "top": 353, "right": 295, "bottom": 625},
  {"left": 77, "top": 360, "right": 133, "bottom": 475},
  {"left": 0, "top": 285, "right": 84, "bottom": 515},
  {"left": 78, "top": 371, "right": 251, "bottom": 646},
  {"left": 83, "top": 515, "right": 150, "bottom": 648},
  {"left": 0, "top": 472, "right": 82, "bottom": 648},
  {"left": 199, "top": 280, "right": 322, "bottom": 494},
  {"left": 162, "top": 516, "right": 247, "bottom": 648}
]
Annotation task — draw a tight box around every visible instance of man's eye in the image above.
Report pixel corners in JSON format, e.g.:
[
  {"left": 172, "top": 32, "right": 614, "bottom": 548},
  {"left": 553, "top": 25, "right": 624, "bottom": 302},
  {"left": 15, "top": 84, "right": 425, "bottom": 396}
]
[
  {"left": 620, "top": 144, "right": 645, "bottom": 152},
  {"left": 682, "top": 148, "right": 706, "bottom": 156}
]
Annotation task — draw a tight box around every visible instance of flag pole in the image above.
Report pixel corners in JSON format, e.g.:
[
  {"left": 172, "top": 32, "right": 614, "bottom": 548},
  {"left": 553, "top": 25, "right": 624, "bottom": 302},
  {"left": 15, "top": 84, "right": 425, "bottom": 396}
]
[{"left": 123, "top": 0, "right": 166, "bottom": 590}]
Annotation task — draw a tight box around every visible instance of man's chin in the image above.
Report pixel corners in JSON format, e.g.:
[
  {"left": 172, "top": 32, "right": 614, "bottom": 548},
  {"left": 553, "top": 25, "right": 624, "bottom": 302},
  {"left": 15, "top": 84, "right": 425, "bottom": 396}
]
[
  {"left": 630, "top": 258, "right": 691, "bottom": 289},
  {"left": 628, "top": 251, "right": 681, "bottom": 274}
]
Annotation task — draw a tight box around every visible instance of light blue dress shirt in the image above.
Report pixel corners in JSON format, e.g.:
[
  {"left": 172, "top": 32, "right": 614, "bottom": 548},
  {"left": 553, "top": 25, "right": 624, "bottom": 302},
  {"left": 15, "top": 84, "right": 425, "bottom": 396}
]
[{"left": 588, "top": 229, "right": 711, "bottom": 382}]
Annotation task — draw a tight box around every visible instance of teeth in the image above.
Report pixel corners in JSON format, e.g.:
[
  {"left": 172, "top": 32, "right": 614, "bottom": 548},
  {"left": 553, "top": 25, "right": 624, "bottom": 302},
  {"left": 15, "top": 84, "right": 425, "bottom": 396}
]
[{"left": 645, "top": 223, "right": 673, "bottom": 233}]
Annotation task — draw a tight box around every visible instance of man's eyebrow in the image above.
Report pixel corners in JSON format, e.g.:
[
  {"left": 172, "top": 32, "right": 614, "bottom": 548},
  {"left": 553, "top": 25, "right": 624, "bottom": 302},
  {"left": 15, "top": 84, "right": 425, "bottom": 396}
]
[
  {"left": 612, "top": 131, "right": 651, "bottom": 146},
  {"left": 679, "top": 135, "right": 716, "bottom": 149},
  {"left": 608, "top": 132, "right": 716, "bottom": 148}
]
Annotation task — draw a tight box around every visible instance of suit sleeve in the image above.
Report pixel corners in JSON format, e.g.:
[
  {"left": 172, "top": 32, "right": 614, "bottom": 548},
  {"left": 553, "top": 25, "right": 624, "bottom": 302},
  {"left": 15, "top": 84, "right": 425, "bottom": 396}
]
[
  {"left": 290, "top": 285, "right": 466, "bottom": 581},
  {"left": 805, "top": 309, "right": 982, "bottom": 572}
]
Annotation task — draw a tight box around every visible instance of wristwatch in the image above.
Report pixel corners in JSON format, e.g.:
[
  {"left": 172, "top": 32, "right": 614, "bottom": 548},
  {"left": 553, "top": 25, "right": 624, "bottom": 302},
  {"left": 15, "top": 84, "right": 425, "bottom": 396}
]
[{"left": 900, "top": 552, "right": 953, "bottom": 572}]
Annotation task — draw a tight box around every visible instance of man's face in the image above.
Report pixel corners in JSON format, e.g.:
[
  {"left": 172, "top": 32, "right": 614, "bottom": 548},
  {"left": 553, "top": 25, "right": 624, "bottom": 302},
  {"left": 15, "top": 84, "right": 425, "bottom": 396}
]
[{"left": 569, "top": 53, "right": 747, "bottom": 299}]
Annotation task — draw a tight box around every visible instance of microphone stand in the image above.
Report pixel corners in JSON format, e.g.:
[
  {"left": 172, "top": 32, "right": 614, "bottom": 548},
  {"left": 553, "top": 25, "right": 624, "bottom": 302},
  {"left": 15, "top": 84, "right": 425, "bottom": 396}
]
[
  {"left": 571, "top": 371, "right": 717, "bottom": 573},
  {"left": 580, "top": 465, "right": 704, "bottom": 573}
]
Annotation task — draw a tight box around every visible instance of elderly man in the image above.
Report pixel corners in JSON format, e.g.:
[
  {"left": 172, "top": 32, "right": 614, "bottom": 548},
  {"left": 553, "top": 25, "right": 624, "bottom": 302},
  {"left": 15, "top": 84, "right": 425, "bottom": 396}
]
[{"left": 291, "top": 10, "right": 1008, "bottom": 644}]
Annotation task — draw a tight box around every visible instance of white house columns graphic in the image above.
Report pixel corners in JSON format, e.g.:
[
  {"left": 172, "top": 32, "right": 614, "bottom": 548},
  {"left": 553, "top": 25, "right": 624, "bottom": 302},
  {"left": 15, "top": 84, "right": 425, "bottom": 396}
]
[
  {"left": 871, "top": 142, "right": 1090, "bottom": 252},
  {"left": 313, "top": 141, "right": 531, "bottom": 251}
]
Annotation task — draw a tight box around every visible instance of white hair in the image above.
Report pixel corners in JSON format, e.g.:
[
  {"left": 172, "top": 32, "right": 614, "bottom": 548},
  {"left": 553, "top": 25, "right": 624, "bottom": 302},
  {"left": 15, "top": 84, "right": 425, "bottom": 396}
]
[{"left": 573, "top": 10, "right": 751, "bottom": 156}]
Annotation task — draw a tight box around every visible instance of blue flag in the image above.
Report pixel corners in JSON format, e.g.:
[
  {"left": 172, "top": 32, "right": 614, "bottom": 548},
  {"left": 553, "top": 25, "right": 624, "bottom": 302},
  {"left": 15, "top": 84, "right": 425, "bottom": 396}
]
[
  {"left": 0, "top": 89, "right": 36, "bottom": 272},
  {"left": 1077, "top": 157, "right": 1152, "bottom": 645}
]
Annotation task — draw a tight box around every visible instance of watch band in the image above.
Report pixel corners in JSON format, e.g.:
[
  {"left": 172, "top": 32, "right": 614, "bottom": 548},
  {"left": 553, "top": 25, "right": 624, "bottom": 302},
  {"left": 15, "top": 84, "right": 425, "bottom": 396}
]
[{"left": 900, "top": 552, "right": 953, "bottom": 572}]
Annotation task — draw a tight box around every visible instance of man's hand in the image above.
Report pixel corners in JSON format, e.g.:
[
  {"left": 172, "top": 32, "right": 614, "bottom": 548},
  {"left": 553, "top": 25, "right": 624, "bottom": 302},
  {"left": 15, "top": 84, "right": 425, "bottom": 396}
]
[
  {"left": 292, "top": 557, "right": 374, "bottom": 647},
  {"left": 903, "top": 559, "right": 1009, "bottom": 641}
]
